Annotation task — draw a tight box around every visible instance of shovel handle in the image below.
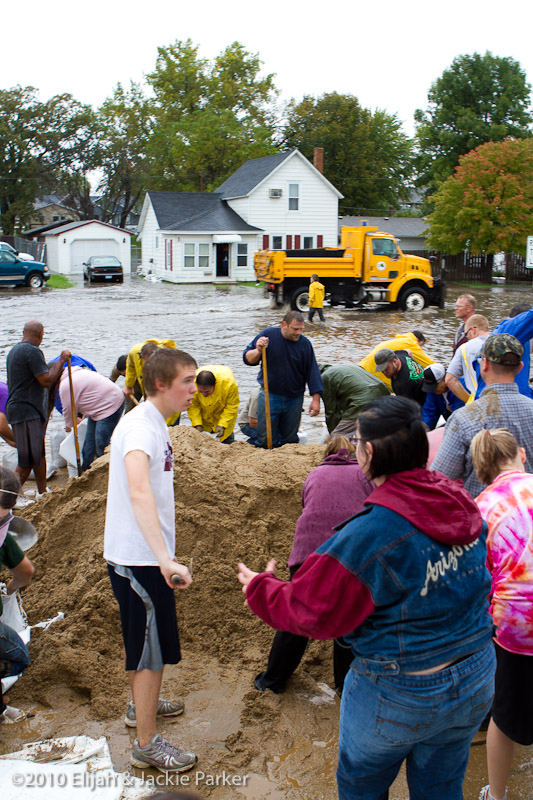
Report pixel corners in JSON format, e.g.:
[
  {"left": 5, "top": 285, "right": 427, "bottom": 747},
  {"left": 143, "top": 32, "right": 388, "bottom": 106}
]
[{"left": 171, "top": 573, "right": 185, "bottom": 586}]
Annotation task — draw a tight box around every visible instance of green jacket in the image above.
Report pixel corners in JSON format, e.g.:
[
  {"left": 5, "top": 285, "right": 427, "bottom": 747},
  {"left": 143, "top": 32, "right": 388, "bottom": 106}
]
[{"left": 321, "top": 364, "right": 390, "bottom": 433}]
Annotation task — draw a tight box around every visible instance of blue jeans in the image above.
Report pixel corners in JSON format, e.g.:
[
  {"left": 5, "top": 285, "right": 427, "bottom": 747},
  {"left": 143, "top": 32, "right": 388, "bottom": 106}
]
[
  {"left": 337, "top": 643, "right": 495, "bottom": 800},
  {"left": 0, "top": 620, "right": 30, "bottom": 678},
  {"left": 82, "top": 401, "right": 124, "bottom": 471},
  {"left": 256, "top": 390, "right": 303, "bottom": 448}
]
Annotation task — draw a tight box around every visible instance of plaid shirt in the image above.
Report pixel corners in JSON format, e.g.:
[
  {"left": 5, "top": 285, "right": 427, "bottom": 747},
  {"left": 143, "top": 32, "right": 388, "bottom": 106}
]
[{"left": 430, "top": 383, "right": 533, "bottom": 497}]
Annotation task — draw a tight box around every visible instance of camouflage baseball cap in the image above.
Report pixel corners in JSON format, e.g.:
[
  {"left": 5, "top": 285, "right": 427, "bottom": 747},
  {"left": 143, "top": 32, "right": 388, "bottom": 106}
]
[
  {"left": 374, "top": 348, "right": 396, "bottom": 372},
  {"left": 481, "top": 334, "right": 523, "bottom": 365}
]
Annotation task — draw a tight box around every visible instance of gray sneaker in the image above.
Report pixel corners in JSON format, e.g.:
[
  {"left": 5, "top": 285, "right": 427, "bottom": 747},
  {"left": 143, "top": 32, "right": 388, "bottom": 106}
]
[
  {"left": 131, "top": 733, "right": 197, "bottom": 772},
  {"left": 124, "top": 697, "right": 184, "bottom": 727}
]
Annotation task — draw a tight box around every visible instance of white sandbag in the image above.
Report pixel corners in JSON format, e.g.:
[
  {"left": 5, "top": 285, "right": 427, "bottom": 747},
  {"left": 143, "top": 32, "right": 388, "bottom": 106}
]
[
  {"left": 59, "top": 420, "right": 87, "bottom": 476},
  {"left": 0, "top": 736, "right": 150, "bottom": 800},
  {"left": 49, "top": 429, "right": 67, "bottom": 469}
]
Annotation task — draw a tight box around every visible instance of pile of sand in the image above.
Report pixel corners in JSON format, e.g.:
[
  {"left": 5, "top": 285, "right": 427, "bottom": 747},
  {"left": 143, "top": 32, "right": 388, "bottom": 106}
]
[{"left": 13, "top": 428, "right": 326, "bottom": 718}]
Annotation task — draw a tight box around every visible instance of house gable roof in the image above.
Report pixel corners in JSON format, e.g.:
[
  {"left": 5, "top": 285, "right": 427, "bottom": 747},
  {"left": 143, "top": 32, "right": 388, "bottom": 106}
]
[
  {"left": 45, "top": 220, "right": 133, "bottom": 236},
  {"left": 147, "top": 192, "right": 262, "bottom": 232},
  {"left": 216, "top": 148, "right": 343, "bottom": 200},
  {"left": 339, "top": 216, "right": 428, "bottom": 239}
]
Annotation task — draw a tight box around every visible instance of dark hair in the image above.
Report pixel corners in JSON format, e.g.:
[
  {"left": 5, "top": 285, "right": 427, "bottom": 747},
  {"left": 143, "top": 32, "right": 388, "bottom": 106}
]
[
  {"left": 196, "top": 370, "right": 216, "bottom": 387},
  {"left": 311, "top": 273, "right": 319, "bottom": 282},
  {"left": 0, "top": 466, "right": 20, "bottom": 509},
  {"left": 509, "top": 303, "right": 531, "bottom": 318},
  {"left": 140, "top": 341, "right": 158, "bottom": 360},
  {"left": 411, "top": 330, "right": 426, "bottom": 344},
  {"left": 117, "top": 354, "right": 128, "bottom": 372},
  {"left": 357, "top": 396, "right": 428, "bottom": 478},
  {"left": 143, "top": 348, "right": 197, "bottom": 395},
  {"left": 283, "top": 310, "right": 304, "bottom": 325}
]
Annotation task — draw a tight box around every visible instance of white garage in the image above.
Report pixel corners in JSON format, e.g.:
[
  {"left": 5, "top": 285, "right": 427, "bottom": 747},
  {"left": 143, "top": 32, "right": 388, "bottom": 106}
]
[{"left": 44, "top": 220, "right": 132, "bottom": 276}]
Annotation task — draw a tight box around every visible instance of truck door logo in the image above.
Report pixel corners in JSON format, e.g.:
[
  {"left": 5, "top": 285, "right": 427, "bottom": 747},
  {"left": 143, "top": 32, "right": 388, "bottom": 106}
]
[{"left": 376, "top": 261, "right": 387, "bottom": 271}]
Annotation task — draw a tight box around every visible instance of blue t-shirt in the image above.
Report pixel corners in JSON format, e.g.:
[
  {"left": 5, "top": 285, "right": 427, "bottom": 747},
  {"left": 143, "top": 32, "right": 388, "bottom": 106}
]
[
  {"left": 474, "top": 308, "right": 533, "bottom": 398},
  {"left": 243, "top": 327, "right": 323, "bottom": 398}
]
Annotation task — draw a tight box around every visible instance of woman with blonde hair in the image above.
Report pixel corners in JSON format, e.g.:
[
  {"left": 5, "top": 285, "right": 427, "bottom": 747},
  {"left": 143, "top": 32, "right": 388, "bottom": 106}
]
[{"left": 471, "top": 428, "right": 533, "bottom": 800}]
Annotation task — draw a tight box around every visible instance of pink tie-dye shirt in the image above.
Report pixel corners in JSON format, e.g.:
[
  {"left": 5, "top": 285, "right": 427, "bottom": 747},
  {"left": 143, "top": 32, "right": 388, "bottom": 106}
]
[{"left": 476, "top": 470, "right": 533, "bottom": 655}]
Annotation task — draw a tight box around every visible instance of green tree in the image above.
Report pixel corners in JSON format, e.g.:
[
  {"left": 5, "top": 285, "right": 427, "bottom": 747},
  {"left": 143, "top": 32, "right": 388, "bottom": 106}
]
[
  {"left": 0, "top": 86, "right": 97, "bottom": 232},
  {"left": 96, "top": 82, "right": 154, "bottom": 227},
  {"left": 426, "top": 138, "right": 533, "bottom": 254},
  {"left": 415, "top": 52, "right": 533, "bottom": 196},
  {"left": 282, "top": 92, "right": 413, "bottom": 211},
  {"left": 145, "top": 39, "right": 278, "bottom": 191}
]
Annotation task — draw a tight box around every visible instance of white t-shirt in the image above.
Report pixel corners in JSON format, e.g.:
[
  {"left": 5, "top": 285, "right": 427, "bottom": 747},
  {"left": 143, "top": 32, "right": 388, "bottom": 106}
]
[
  {"left": 447, "top": 335, "right": 488, "bottom": 394},
  {"left": 104, "top": 400, "right": 175, "bottom": 566}
]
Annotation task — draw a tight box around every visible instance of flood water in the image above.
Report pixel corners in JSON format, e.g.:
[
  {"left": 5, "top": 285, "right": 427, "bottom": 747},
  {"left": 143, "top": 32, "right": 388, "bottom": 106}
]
[
  {"left": 1, "top": 274, "right": 530, "bottom": 432},
  {"left": 1, "top": 277, "right": 533, "bottom": 798}
]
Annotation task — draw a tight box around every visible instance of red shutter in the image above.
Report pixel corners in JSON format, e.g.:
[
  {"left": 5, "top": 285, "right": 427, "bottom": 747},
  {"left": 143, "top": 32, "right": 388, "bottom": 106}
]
[
  {"left": 262, "top": 235, "right": 269, "bottom": 249},
  {"left": 294, "top": 235, "right": 301, "bottom": 249},
  {"left": 170, "top": 240, "right": 173, "bottom": 271},
  {"left": 164, "top": 239, "right": 168, "bottom": 270},
  {"left": 317, "top": 235, "right": 323, "bottom": 247},
  {"left": 286, "top": 235, "right": 292, "bottom": 250}
]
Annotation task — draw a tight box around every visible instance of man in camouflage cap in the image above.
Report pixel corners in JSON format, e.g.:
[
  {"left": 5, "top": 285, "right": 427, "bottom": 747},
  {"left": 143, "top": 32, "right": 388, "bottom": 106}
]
[{"left": 431, "top": 334, "right": 533, "bottom": 497}]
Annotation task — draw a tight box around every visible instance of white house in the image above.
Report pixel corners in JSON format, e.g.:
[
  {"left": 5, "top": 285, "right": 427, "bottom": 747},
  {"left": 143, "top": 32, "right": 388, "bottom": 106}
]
[
  {"left": 44, "top": 220, "right": 133, "bottom": 275},
  {"left": 137, "top": 149, "right": 343, "bottom": 283}
]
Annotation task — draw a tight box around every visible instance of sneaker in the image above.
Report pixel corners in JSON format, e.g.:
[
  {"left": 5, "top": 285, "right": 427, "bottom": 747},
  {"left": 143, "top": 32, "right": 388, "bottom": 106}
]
[
  {"left": 131, "top": 733, "right": 197, "bottom": 772},
  {"left": 124, "top": 697, "right": 184, "bottom": 728},
  {"left": 479, "top": 786, "right": 508, "bottom": 800},
  {"left": 36, "top": 487, "right": 52, "bottom": 500},
  {"left": 0, "top": 705, "right": 32, "bottom": 724}
]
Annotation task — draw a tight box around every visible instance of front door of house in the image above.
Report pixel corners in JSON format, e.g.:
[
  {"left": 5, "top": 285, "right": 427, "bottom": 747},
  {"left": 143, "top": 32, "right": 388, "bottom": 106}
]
[{"left": 216, "top": 244, "right": 229, "bottom": 277}]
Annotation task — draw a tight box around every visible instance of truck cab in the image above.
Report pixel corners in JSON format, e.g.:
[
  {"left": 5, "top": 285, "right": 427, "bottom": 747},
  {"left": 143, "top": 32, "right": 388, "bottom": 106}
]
[{"left": 0, "top": 251, "right": 50, "bottom": 288}]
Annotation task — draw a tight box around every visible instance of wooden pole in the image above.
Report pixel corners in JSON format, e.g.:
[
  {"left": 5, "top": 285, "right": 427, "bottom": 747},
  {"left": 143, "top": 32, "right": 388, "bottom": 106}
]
[
  {"left": 67, "top": 357, "right": 82, "bottom": 477},
  {"left": 262, "top": 348, "right": 273, "bottom": 449}
]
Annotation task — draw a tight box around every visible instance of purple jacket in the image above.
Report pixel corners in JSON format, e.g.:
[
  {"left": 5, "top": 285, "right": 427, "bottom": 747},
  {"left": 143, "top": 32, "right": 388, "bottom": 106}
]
[
  {"left": 288, "top": 450, "right": 373, "bottom": 567},
  {"left": 0, "top": 382, "right": 8, "bottom": 415}
]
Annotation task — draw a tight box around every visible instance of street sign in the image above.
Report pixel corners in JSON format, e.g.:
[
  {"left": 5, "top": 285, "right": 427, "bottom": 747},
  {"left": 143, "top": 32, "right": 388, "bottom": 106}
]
[{"left": 527, "top": 236, "right": 533, "bottom": 268}]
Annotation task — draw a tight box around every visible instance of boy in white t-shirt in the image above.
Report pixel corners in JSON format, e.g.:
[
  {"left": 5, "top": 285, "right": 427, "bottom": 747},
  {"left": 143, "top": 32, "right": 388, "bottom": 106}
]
[{"left": 104, "top": 347, "right": 198, "bottom": 773}]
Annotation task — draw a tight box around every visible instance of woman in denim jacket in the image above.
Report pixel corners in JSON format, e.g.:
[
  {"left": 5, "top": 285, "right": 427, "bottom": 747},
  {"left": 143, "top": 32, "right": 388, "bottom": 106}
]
[{"left": 238, "top": 395, "right": 495, "bottom": 800}]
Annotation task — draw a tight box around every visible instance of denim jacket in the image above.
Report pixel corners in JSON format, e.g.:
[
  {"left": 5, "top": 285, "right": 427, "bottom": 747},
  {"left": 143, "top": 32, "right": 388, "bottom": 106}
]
[{"left": 321, "top": 504, "right": 494, "bottom": 674}]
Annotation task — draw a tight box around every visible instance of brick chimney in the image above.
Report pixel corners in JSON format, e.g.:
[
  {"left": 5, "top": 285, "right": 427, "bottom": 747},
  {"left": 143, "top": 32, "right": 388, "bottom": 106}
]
[{"left": 313, "top": 147, "right": 324, "bottom": 174}]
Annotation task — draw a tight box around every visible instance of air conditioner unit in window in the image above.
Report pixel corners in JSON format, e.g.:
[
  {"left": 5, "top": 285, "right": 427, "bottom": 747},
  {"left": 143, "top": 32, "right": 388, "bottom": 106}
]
[{"left": 269, "top": 189, "right": 283, "bottom": 198}]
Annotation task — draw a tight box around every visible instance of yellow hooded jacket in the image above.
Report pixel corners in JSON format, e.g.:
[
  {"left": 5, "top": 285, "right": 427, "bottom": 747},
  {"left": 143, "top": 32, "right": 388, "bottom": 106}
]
[
  {"left": 125, "top": 338, "right": 180, "bottom": 426},
  {"left": 187, "top": 365, "right": 239, "bottom": 442},
  {"left": 359, "top": 333, "right": 434, "bottom": 391},
  {"left": 309, "top": 281, "right": 325, "bottom": 309}
]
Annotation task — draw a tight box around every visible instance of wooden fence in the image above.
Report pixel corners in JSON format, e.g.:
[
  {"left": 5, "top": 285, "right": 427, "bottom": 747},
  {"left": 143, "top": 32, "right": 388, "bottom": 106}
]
[{"left": 409, "top": 251, "right": 533, "bottom": 283}]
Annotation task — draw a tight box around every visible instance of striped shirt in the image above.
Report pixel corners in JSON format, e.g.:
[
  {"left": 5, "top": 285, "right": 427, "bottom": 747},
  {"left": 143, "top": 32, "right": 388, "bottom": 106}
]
[{"left": 430, "top": 383, "right": 533, "bottom": 497}]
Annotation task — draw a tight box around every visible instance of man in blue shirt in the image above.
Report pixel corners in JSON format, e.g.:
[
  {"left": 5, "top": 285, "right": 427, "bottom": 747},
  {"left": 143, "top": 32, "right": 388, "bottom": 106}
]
[
  {"left": 243, "top": 311, "right": 322, "bottom": 448},
  {"left": 473, "top": 304, "right": 533, "bottom": 398}
]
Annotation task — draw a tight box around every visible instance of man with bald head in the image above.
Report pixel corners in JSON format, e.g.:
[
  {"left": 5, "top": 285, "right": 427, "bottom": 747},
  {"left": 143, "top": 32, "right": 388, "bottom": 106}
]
[{"left": 6, "top": 320, "right": 70, "bottom": 496}]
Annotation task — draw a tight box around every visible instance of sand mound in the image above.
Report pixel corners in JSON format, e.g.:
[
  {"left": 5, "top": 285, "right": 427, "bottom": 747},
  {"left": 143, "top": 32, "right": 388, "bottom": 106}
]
[{"left": 14, "top": 428, "right": 325, "bottom": 718}]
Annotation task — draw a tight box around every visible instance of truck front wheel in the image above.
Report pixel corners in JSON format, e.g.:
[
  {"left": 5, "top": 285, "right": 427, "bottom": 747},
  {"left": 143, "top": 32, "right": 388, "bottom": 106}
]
[
  {"left": 27, "top": 272, "right": 44, "bottom": 289},
  {"left": 290, "top": 287, "right": 310, "bottom": 312},
  {"left": 398, "top": 287, "right": 428, "bottom": 311}
]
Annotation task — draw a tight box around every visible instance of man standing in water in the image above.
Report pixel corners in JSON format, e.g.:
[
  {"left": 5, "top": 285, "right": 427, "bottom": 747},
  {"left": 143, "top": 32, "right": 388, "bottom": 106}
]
[{"left": 104, "top": 348, "right": 199, "bottom": 773}]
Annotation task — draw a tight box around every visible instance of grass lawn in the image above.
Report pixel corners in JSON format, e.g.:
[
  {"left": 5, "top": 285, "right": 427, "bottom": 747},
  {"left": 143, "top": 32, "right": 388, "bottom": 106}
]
[{"left": 47, "top": 274, "right": 75, "bottom": 289}]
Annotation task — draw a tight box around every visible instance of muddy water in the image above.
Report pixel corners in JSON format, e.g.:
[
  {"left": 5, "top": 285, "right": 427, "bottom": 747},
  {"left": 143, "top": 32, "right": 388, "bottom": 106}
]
[
  {"left": 1, "top": 277, "right": 533, "bottom": 798},
  {"left": 0, "top": 275, "right": 529, "bottom": 436}
]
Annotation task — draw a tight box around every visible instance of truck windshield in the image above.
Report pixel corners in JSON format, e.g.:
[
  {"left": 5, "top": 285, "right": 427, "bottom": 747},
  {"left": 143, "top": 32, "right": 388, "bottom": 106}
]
[{"left": 372, "top": 238, "right": 399, "bottom": 258}]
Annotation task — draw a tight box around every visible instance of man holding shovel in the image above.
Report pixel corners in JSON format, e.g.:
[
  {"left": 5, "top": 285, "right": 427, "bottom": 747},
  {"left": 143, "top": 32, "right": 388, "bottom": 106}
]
[
  {"left": 243, "top": 311, "right": 322, "bottom": 448},
  {"left": 104, "top": 347, "right": 198, "bottom": 773}
]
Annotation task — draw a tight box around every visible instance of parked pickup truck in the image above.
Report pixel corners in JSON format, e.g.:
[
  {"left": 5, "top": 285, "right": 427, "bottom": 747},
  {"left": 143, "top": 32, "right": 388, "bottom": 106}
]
[
  {"left": 254, "top": 224, "right": 441, "bottom": 311},
  {"left": 0, "top": 252, "right": 50, "bottom": 288}
]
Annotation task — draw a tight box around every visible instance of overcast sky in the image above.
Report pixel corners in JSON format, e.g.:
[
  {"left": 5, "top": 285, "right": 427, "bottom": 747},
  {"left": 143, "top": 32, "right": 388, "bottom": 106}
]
[{"left": 5, "top": 0, "right": 533, "bottom": 137}]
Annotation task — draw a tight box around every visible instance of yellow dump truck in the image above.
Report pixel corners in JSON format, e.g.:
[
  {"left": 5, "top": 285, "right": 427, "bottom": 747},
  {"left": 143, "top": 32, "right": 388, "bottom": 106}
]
[{"left": 254, "top": 225, "right": 441, "bottom": 312}]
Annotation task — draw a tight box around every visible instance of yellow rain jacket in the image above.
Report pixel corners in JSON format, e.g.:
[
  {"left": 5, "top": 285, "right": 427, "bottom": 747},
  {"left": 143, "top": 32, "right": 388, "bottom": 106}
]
[
  {"left": 187, "top": 365, "right": 239, "bottom": 442},
  {"left": 309, "top": 280, "right": 325, "bottom": 309},
  {"left": 359, "top": 333, "right": 434, "bottom": 391},
  {"left": 125, "top": 338, "right": 180, "bottom": 426}
]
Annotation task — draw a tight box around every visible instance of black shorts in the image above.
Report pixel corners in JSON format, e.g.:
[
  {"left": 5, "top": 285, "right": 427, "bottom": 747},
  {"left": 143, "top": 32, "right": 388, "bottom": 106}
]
[
  {"left": 492, "top": 641, "right": 533, "bottom": 745},
  {"left": 107, "top": 563, "right": 180, "bottom": 671},
  {"left": 12, "top": 419, "right": 46, "bottom": 468}
]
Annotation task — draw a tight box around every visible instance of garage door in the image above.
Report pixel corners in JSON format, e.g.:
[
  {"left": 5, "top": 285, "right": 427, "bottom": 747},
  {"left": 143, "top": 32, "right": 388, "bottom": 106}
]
[{"left": 70, "top": 239, "right": 119, "bottom": 272}]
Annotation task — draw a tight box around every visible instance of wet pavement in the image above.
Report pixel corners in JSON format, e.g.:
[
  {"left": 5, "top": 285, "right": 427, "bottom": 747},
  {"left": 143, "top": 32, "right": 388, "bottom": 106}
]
[{"left": 1, "top": 276, "right": 533, "bottom": 798}]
